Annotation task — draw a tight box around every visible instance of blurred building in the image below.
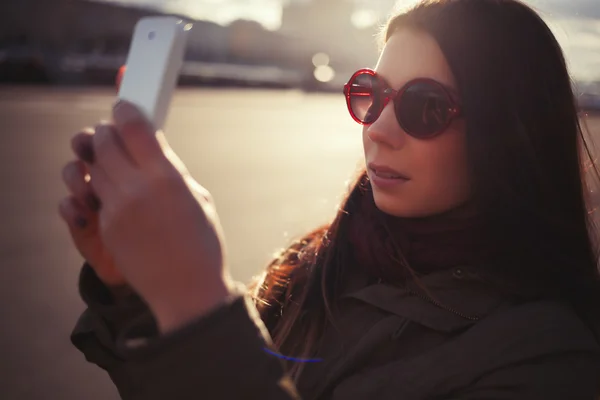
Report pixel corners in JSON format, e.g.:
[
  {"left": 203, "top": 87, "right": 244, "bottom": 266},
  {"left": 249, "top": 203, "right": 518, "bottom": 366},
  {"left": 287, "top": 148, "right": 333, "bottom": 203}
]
[
  {"left": 0, "top": 0, "right": 232, "bottom": 58},
  {"left": 228, "top": 19, "right": 298, "bottom": 67},
  {"left": 0, "top": 0, "right": 232, "bottom": 82},
  {"left": 1, "top": 0, "right": 145, "bottom": 54},
  {"left": 0, "top": 0, "right": 379, "bottom": 88}
]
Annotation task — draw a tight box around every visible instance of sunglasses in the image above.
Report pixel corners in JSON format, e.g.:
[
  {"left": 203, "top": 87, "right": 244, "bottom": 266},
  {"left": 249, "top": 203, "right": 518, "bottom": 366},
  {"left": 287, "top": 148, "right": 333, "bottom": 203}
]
[{"left": 343, "top": 68, "right": 462, "bottom": 138}]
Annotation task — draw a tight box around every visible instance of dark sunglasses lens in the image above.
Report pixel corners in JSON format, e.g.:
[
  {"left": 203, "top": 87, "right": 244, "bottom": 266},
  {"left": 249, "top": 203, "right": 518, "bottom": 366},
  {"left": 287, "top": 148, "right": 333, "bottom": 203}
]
[
  {"left": 396, "top": 81, "right": 452, "bottom": 137},
  {"left": 348, "top": 73, "right": 382, "bottom": 124}
]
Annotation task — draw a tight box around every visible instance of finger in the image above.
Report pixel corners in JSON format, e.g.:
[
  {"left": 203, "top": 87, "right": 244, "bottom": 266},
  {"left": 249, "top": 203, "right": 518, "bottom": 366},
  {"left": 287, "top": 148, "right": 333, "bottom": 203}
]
[
  {"left": 61, "top": 160, "right": 101, "bottom": 212},
  {"left": 88, "top": 161, "right": 114, "bottom": 204},
  {"left": 58, "top": 196, "right": 102, "bottom": 262},
  {"left": 58, "top": 195, "right": 96, "bottom": 232},
  {"left": 71, "top": 128, "right": 95, "bottom": 164},
  {"left": 93, "top": 122, "right": 137, "bottom": 183},
  {"left": 112, "top": 100, "right": 165, "bottom": 167}
]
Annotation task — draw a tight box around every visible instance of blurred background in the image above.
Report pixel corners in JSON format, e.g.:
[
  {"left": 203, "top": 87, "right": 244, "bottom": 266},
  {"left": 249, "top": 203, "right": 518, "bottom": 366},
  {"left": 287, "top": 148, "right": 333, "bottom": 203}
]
[
  {"left": 1, "top": 0, "right": 600, "bottom": 96},
  {"left": 1, "top": 0, "right": 600, "bottom": 399}
]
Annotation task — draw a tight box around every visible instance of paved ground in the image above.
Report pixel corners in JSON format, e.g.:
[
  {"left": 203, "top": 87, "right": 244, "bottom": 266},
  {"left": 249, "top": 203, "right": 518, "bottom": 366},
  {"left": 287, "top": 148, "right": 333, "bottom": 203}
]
[{"left": 0, "top": 86, "right": 598, "bottom": 399}]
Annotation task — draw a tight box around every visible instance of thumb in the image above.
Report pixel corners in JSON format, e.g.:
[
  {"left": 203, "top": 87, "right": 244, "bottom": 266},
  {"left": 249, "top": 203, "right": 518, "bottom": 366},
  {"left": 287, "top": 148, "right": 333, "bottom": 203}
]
[
  {"left": 112, "top": 100, "right": 164, "bottom": 167},
  {"left": 154, "top": 130, "right": 191, "bottom": 177}
]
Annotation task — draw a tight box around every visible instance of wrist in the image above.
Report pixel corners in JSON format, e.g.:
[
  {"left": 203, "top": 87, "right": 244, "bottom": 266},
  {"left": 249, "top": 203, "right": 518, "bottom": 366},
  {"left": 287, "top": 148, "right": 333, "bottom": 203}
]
[{"left": 151, "top": 281, "right": 234, "bottom": 335}]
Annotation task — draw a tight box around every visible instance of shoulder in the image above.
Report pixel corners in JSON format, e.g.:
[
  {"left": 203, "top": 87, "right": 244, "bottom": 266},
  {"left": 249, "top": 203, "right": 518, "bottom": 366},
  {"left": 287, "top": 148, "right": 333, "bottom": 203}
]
[
  {"left": 455, "top": 351, "right": 600, "bottom": 399},
  {"left": 488, "top": 300, "right": 600, "bottom": 351},
  {"left": 456, "top": 299, "right": 600, "bottom": 399},
  {"left": 433, "top": 300, "right": 600, "bottom": 398},
  {"left": 331, "top": 300, "right": 600, "bottom": 400},
  {"left": 453, "top": 299, "right": 600, "bottom": 398},
  {"left": 420, "top": 299, "right": 600, "bottom": 398},
  {"left": 453, "top": 299, "right": 600, "bottom": 376}
]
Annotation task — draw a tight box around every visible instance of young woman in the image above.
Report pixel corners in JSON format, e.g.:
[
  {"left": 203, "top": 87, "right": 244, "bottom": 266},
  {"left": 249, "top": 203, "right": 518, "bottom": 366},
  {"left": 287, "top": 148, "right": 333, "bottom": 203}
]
[{"left": 60, "top": 0, "right": 600, "bottom": 398}]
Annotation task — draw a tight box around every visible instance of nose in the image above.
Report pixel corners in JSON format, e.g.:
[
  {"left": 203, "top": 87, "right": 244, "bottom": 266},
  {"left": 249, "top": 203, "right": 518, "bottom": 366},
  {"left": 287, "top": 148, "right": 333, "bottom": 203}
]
[{"left": 365, "top": 103, "right": 406, "bottom": 150}]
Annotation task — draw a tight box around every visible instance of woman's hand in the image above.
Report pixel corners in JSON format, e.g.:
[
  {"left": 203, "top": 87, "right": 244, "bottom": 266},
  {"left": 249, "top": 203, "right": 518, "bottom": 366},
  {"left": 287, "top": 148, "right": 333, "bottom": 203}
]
[
  {"left": 61, "top": 100, "right": 233, "bottom": 333},
  {"left": 60, "top": 132, "right": 126, "bottom": 289}
]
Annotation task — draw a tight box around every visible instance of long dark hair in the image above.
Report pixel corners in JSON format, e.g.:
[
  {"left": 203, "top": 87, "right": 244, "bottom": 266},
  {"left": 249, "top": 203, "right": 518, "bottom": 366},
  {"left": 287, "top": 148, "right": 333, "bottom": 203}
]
[{"left": 251, "top": 0, "right": 600, "bottom": 380}]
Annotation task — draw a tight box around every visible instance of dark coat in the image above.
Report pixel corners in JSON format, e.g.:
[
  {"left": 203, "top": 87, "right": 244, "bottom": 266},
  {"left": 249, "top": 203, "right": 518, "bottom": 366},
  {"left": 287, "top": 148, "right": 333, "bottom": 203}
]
[{"left": 71, "top": 263, "right": 600, "bottom": 399}]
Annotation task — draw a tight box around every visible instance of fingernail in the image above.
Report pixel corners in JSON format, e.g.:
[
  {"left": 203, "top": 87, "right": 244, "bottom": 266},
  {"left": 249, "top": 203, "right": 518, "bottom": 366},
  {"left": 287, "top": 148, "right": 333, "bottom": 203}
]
[
  {"left": 86, "top": 194, "right": 101, "bottom": 212},
  {"left": 75, "top": 216, "right": 88, "bottom": 229},
  {"left": 77, "top": 143, "right": 95, "bottom": 164}
]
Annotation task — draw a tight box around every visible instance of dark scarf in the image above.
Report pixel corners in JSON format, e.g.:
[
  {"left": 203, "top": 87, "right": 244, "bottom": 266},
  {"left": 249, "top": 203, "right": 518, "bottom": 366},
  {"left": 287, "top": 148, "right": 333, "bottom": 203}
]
[
  {"left": 347, "top": 192, "right": 499, "bottom": 287},
  {"left": 382, "top": 202, "right": 497, "bottom": 276}
]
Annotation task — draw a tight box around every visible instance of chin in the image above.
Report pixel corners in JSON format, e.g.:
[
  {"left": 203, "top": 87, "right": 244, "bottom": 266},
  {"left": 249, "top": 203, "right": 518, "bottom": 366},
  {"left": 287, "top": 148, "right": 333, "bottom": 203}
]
[
  {"left": 372, "top": 191, "right": 420, "bottom": 217},
  {"left": 372, "top": 188, "right": 473, "bottom": 218},
  {"left": 372, "top": 190, "right": 445, "bottom": 218}
]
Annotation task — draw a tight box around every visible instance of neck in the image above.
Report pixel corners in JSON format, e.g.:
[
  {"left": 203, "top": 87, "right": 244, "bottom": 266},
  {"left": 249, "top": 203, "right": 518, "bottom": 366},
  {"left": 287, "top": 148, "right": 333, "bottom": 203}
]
[{"left": 382, "top": 202, "right": 495, "bottom": 276}]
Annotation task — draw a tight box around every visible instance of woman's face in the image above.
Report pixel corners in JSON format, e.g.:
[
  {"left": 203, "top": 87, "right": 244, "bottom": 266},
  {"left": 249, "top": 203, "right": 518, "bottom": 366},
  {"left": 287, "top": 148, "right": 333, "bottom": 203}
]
[{"left": 363, "top": 28, "right": 471, "bottom": 218}]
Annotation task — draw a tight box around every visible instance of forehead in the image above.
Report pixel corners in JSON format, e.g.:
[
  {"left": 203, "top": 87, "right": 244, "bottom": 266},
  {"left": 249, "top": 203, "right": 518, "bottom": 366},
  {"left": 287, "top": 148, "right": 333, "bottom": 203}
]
[{"left": 375, "top": 28, "right": 457, "bottom": 91}]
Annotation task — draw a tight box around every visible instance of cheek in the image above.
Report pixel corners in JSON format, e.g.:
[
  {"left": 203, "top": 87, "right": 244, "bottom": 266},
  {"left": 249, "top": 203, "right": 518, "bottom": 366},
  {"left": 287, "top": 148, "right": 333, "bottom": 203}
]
[
  {"left": 362, "top": 126, "right": 370, "bottom": 153},
  {"left": 417, "top": 131, "right": 471, "bottom": 201}
]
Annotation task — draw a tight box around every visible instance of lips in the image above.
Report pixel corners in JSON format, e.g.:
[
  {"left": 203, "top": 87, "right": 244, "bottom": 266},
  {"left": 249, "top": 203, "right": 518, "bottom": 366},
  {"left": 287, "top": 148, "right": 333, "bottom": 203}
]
[{"left": 368, "top": 163, "right": 410, "bottom": 180}]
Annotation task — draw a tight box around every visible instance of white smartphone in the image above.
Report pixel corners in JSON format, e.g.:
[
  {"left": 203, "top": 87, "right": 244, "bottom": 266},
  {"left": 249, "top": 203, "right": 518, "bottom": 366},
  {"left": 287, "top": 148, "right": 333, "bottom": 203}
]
[{"left": 117, "top": 16, "right": 192, "bottom": 130}]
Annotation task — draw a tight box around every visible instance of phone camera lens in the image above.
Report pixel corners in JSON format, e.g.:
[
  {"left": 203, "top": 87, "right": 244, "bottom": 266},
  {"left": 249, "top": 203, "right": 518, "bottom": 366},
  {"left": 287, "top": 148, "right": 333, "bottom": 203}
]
[{"left": 148, "top": 31, "right": 156, "bottom": 40}]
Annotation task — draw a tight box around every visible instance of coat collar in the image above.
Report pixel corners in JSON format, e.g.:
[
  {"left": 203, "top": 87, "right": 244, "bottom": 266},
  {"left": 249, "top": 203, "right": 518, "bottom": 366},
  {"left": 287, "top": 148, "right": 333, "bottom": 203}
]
[{"left": 341, "top": 265, "right": 516, "bottom": 333}]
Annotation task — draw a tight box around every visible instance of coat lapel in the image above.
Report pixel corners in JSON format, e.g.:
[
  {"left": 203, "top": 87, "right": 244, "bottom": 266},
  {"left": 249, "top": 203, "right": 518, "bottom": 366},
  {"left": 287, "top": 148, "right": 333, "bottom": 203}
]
[
  {"left": 345, "top": 267, "right": 509, "bottom": 332},
  {"left": 329, "top": 300, "right": 600, "bottom": 400},
  {"left": 302, "top": 266, "right": 514, "bottom": 399}
]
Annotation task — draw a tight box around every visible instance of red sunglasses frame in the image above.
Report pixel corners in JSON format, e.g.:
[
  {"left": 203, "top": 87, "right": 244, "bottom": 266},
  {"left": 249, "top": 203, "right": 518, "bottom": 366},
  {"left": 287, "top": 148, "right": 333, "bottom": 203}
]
[{"left": 343, "top": 68, "right": 462, "bottom": 137}]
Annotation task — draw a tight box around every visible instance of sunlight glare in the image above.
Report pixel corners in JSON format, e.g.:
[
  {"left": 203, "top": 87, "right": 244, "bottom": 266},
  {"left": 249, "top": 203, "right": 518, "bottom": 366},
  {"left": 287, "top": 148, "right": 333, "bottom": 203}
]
[
  {"left": 312, "top": 53, "right": 330, "bottom": 67},
  {"left": 179, "top": 0, "right": 282, "bottom": 30},
  {"left": 314, "top": 65, "right": 335, "bottom": 83},
  {"left": 351, "top": 9, "right": 378, "bottom": 29}
]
